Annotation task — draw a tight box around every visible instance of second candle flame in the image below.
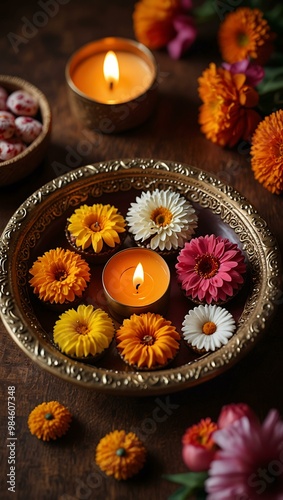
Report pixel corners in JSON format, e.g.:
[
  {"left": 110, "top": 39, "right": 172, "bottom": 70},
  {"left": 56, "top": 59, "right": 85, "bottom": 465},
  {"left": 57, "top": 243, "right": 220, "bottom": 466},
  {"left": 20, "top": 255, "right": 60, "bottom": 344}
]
[
  {"left": 103, "top": 51, "right": 119, "bottom": 90},
  {"left": 133, "top": 263, "right": 144, "bottom": 292}
]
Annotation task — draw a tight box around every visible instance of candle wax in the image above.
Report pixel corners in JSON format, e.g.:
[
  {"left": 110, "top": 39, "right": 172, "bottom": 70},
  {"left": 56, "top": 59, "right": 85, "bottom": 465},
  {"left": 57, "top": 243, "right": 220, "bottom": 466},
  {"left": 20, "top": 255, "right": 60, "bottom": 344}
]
[
  {"left": 72, "top": 51, "right": 154, "bottom": 104},
  {"left": 103, "top": 249, "right": 170, "bottom": 307}
]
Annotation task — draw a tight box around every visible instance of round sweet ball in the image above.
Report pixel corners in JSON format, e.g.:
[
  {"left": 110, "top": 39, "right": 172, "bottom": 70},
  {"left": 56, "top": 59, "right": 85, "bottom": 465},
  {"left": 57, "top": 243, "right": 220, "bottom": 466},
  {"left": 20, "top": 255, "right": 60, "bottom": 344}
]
[
  {"left": 0, "top": 138, "right": 26, "bottom": 161},
  {"left": 0, "top": 87, "right": 8, "bottom": 111},
  {"left": 7, "top": 90, "right": 38, "bottom": 116},
  {"left": 15, "top": 116, "right": 42, "bottom": 143},
  {"left": 0, "top": 111, "right": 15, "bottom": 139}
]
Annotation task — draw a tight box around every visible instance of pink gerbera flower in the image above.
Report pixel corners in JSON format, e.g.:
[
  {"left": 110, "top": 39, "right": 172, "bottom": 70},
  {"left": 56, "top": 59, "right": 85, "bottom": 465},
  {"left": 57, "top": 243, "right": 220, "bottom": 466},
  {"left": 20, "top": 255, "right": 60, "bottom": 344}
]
[
  {"left": 206, "top": 410, "right": 283, "bottom": 499},
  {"left": 175, "top": 234, "right": 246, "bottom": 304}
]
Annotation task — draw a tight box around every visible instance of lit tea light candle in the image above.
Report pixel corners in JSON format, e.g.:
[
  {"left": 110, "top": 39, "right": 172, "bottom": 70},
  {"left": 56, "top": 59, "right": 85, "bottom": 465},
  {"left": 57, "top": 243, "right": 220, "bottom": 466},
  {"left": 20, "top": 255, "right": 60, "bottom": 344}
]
[
  {"left": 66, "top": 37, "right": 158, "bottom": 133},
  {"left": 102, "top": 248, "right": 170, "bottom": 321}
]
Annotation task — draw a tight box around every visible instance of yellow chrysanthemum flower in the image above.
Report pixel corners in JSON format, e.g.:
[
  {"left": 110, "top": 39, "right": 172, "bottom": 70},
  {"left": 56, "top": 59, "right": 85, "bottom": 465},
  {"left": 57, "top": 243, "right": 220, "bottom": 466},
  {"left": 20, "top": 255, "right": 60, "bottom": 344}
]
[
  {"left": 116, "top": 312, "right": 180, "bottom": 369},
  {"left": 95, "top": 430, "right": 146, "bottom": 480},
  {"left": 67, "top": 204, "right": 126, "bottom": 254},
  {"left": 29, "top": 247, "right": 90, "bottom": 304},
  {"left": 28, "top": 401, "right": 72, "bottom": 441},
  {"left": 53, "top": 304, "right": 114, "bottom": 358}
]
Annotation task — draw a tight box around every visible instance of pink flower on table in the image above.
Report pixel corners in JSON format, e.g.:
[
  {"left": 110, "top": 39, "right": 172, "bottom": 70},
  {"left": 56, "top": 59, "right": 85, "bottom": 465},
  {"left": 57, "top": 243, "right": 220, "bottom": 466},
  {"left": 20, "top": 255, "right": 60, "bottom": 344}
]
[
  {"left": 218, "top": 402, "right": 258, "bottom": 429},
  {"left": 222, "top": 59, "right": 265, "bottom": 87},
  {"left": 182, "top": 418, "right": 218, "bottom": 472},
  {"left": 206, "top": 410, "right": 283, "bottom": 499},
  {"left": 167, "top": 14, "right": 197, "bottom": 59}
]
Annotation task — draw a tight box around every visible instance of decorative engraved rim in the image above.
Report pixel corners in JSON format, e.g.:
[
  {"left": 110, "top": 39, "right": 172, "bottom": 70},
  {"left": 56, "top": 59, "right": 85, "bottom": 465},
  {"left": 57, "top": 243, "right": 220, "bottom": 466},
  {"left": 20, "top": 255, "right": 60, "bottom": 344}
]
[{"left": 0, "top": 159, "right": 281, "bottom": 395}]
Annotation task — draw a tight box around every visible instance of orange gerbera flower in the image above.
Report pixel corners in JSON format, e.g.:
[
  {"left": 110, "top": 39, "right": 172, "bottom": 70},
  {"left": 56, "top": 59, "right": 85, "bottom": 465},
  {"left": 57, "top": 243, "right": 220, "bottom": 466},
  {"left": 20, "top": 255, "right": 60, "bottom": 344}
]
[
  {"left": 116, "top": 312, "right": 180, "bottom": 369},
  {"left": 95, "top": 430, "right": 146, "bottom": 480},
  {"left": 29, "top": 247, "right": 90, "bottom": 304},
  {"left": 133, "top": 0, "right": 180, "bottom": 49},
  {"left": 218, "top": 8, "right": 274, "bottom": 65},
  {"left": 251, "top": 110, "right": 283, "bottom": 194},
  {"left": 198, "top": 63, "right": 261, "bottom": 147},
  {"left": 28, "top": 401, "right": 72, "bottom": 441}
]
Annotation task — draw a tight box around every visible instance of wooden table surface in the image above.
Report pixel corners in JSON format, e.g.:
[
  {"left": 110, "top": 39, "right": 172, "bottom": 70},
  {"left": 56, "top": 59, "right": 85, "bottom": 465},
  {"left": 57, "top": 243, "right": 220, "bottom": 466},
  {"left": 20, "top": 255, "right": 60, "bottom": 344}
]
[{"left": 0, "top": 1, "right": 283, "bottom": 499}]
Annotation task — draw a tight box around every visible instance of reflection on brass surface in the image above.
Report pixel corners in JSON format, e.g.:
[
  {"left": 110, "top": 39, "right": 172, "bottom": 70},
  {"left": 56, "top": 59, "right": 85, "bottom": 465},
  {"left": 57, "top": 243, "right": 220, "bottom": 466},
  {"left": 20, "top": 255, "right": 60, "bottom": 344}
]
[{"left": 0, "top": 159, "right": 281, "bottom": 395}]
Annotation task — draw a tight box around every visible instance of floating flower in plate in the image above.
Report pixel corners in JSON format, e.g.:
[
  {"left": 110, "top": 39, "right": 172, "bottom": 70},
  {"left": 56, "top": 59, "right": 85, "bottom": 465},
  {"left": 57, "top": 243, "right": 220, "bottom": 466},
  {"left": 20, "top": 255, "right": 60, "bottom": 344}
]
[
  {"left": 116, "top": 312, "right": 180, "bottom": 370},
  {"left": 181, "top": 304, "right": 236, "bottom": 353},
  {"left": 53, "top": 304, "right": 114, "bottom": 360},
  {"left": 126, "top": 189, "right": 198, "bottom": 255},
  {"left": 29, "top": 247, "right": 90, "bottom": 307},
  {"left": 251, "top": 109, "right": 283, "bottom": 195},
  {"left": 95, "top": 430, "right": 146, "bottom": 480},
  {"left": 66, "top": 203, "right": 126, "bottom": 263},
  {"left": 28, "top": 401, "right": 72, "bottom": 441},
  {"left": 218, "top": 7, "right": 274, "bottom": 65},
  {"left": 176, "top": 234, "right": 246, "bottom": 304}
]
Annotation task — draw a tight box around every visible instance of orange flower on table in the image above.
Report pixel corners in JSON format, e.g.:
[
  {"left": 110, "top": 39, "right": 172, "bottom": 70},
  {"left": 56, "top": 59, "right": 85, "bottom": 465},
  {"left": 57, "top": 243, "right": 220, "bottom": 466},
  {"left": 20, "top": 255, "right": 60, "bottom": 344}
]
[
  {"left": 29, "top": 247, "right": 90, "bottom": 304},
  {"left": 67, "top": 203, "right": 126, "bottom": 254},
  {"left": 95, "top": 430, "right": 146, "bottom": 480},
  {"left": 198, "top": 63, "right": 261, "bottom": 147},
  {"left": 251, "top": 110, "right": 283, "bottom": 194},
  {"left": 133, "top": 0, "right": 179, "bottom": 49},
  {"left": 133, "top": 0, "right": 196, "bottom": 59},
  {"left": 182, "top": 418, "right": 218, "bottom": 471},
  {"left": 218, "top": 7, "right": 274, "bottom": 65},
  {"left": 116, "top": 312, "right": 180, "bottom": 369},
  {"left": 28, "top": 401, "right": 72, "bottom": 441}
]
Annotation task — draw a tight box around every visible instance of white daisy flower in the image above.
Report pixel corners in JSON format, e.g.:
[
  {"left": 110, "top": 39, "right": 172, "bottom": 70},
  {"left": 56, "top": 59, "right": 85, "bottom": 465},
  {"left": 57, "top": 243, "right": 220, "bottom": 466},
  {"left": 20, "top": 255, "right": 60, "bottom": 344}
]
[
  {"left": 126, "top": 189, "right": 198, "bottom": 251},
  {"left": 181, "top": 304, "right": 236, "bottom": 352}
]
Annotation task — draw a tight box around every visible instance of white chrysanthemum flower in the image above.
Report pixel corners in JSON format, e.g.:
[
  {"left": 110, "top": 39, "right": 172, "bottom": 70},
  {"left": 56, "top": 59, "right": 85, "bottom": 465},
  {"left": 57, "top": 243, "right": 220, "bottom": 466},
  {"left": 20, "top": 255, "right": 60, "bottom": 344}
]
[
  {"left": 126, "top": 189, "right": 198, "bottom": 251},
  {"left": 182, "top": 304, "right": 236, "bottom": 352}
]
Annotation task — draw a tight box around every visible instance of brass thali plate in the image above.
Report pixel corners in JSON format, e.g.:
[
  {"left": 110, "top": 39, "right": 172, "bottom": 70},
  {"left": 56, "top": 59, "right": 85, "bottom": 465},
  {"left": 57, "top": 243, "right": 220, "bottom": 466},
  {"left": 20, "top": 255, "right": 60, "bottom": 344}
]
[{"left": 0, "top": 159, "right": 281, "bottom": 395}]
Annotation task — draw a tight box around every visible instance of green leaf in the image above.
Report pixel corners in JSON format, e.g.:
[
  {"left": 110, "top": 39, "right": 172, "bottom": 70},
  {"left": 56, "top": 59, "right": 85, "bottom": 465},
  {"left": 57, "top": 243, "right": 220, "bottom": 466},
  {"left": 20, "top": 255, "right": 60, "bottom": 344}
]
[
  {"left": 168, "top": 485, "right": 193, "bottom": 500},
  {"left": 193, "top": 0, "right": 216, "bottom": 23},
  {"left": 163, "top": 471, "right": 208, "bottom": 488}
]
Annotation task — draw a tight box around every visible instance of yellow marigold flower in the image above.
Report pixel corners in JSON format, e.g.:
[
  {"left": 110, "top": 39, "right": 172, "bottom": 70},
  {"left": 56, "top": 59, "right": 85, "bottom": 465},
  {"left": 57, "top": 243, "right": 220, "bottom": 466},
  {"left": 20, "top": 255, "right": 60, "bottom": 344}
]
[
  {"left": 53, "top": 304, "right": 114, "bottom": 358},
  {"left": 198, "top": 63, "right": 261, "bottom": 147},
  {"left": 29, "top": 248, "right": 90, "bottom": 304},
  {"left": 28, "top": 401, "right": 72, "bottom": 441},
  {"left": 116, "top": 312, "right": 180, "bottom": 369},
  {"left": 218, "top": 7, "right": 274, "bottom": 65},
  {"left": 133, "top": 0, "right": 180, "bottom": 49},
  {"left": 67, "top": 204, "right": 126, "bottom": 254},
  {"left": 251, "top": 110, "right": 283, "bottom": 194},
  {"left": 95, "top": 430, "right": 146, "bottom": 480}
]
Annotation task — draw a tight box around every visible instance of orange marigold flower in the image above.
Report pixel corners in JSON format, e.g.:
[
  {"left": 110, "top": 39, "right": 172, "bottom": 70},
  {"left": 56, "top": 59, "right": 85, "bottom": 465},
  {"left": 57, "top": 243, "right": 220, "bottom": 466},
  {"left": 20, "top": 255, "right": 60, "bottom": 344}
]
[
  {"left": 29, "top": 247, "right": 90, "bottom": 304},
  {"left": 116, "top": 312, "right": 180, "bottom": 369},
  {"left": 182, "top": 418, "right": 218, "bottom": 450},
  {"left": 95, "top": 430, "right": 146, "bottom": 480},
  {"left": 28, "top": 401, "right": 72, "bottom": 441},
  {"left": 198, "top": 63, "right": 261, "bottom": 147},
  {"left": 251, "top": 110, "right": 283, "bottom": 194},
  {"left": 133, "top": 0, "right": 181, "bottom": 49},
  {"left": 218, "top": 8, "right": 274, "bottom": 65}
]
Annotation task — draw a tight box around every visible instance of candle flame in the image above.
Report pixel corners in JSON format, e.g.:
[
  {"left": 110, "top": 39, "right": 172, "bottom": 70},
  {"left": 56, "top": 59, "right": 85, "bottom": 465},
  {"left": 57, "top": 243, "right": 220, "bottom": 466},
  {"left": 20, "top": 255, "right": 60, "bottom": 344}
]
[
  {"left": 133, "top": 262, "right": 144, "bottom": 292},
  {"left": 103, "top": 51, "right": 119, "bottom": 89}
]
